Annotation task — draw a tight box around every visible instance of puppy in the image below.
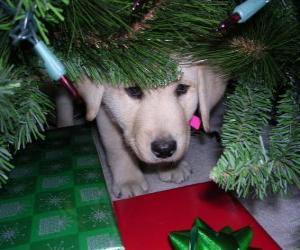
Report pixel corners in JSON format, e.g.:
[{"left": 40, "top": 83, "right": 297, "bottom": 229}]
[{"left": 76, "top": 64, "right": 227, "bottom": 198}]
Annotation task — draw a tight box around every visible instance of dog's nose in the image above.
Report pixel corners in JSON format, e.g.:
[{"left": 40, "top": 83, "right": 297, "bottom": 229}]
[{"left": 151, "top": 139, "right": 177, "bottom": 158}]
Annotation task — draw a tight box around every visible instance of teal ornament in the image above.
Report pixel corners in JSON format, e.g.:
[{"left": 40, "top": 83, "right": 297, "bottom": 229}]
[
  {"left": 34, "top": 41, "right": 66, "bottom": 81},
  {"left": 234, "top": 0, "right": 270, "bottom": 23}
]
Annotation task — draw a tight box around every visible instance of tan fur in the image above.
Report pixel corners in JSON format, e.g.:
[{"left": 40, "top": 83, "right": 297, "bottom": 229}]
[{"left": 76, "top": 64, "right": 227, "bottom": 198}]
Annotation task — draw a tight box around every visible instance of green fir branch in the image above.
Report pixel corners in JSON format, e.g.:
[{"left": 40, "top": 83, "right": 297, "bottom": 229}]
[
  {"left": 212, "top": 83, "right": 300, "bottom": 199},
  {"left": 12, "top": 84, "right": 54, "bottom": 150},
  {"left": 0, "top": 143, "right": 13, "bottom": 188},
  {"left": 141, "top": 0, "right": 232, "bottom": 47},
  {"left": 0, "top": 53, "right": 19, "bottom": 138},
  {"left": 63, "top": 41, "right": 180, "bottom": 88},
  {"left": 60, "top": 0, "right": 132, "bottom": 43},
  {"left": 211, "top": 143, "right": 271, "bottom": 199},
  {"left": 0, "top": 52, "right": 54, "bottom": 186},
  {"left": 57, "top": 0, "right": 231, "bottom": 88},
  {"left": 268, "top": 91, "right": 300, "bottom": 194},
  {"left": 189, "top": 1, "right": 300, "bottom": 87},
  {"left": 1, "top": 0, "right": 69, "bottom": 43},
  {"left": 58, "top": 0, "right": 181, "bottom": 87},
  {"left": 219, "top": 82, "right": 273, "bottom": 146},
  {"left": 210, "top": 81, "right": 273, "bottom": 199}
]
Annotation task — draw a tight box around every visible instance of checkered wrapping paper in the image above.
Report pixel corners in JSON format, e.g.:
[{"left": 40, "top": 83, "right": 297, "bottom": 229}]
[{"left": 0, "top": 126, "right": 124, "bottom": 250}]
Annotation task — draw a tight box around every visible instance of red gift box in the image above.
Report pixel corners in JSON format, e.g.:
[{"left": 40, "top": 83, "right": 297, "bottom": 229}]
[{"left": 113, "top": 181, "right": 280, "bottom": 250}]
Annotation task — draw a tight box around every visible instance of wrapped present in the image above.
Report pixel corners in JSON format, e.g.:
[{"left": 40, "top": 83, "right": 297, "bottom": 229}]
[
  {"left": 113, "top": 182, "right": 281, "bottom": 250},
  {"left": 169, "top": 218, "right": 253, "bottom": 250},
  {"left": 0, "top": 126, "right": 124, "bottom": 250}
]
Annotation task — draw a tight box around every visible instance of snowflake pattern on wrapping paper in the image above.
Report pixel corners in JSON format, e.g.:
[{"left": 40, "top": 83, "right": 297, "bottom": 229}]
[
  {"left": 87, "top": 234, "right": 123, "bottom": 250},
  {"left": 73, "top": 145, "right": 95, "bottom": 154},
  {"left": 48, "top": 163, "right": 65, "bottom": 172},
  {"left": 4, "top": 179, "right": 35, "bottom": 197},
  {"left": 12, "top": 184, "right": 27, "bottom": 194},
  {"left": 80, "top": 187, "right": 105, "bottom": 202},
  {"left": 0, "top": 222, "right": 28, "bottom": 247},
  {"left": 9, "top": 166, "right": 35, "bottom": 179},
  {"left": 80, "top": 206, "right": 112, "bottom": 230},
  {"left": 38, "top": 191, "right": 72, "bottom": 211},
  {"left": 39, "top": 215, "right": 73, "bottom": 236},
  {"left": 88, "top": 208, "right": 111, "bottom": 227},
  {"left": 83, "top": 171, "right": 100, "bottom": 182},
  {"left": 40, "top": 160, "right": 71, "bottom": 175},
  {"left": 46, "top": 239, "right": 76, "bottom": 250},
  {"left": 73, "top": 135, "right": 91, "bottom": 144},
  {"left": 42, "top": 176, "right": 71, "bottom": 189},
  {"left": 0, "top": 201, "right": 28, "bottom": 219},
  {"left": 76, "top": 156, "right": 98, "bottom": 168},
  {"left": 0, "top": 127, "right": 123, "bottom": 249},
  {"left": 76, "top": 170, "right": 102, "bottom": 184},
  {"left": 44, "top": 150, "right": 65, "bottom": 161}
]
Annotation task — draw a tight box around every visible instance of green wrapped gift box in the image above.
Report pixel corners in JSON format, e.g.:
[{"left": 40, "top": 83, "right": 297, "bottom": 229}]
[{"left": 0, "top": 126, "right": 124, "bottom": 250}]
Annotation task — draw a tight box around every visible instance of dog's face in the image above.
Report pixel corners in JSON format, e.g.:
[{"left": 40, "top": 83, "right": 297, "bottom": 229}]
[
  {"left": 103, "top": 81, "right": 198, "bottom": 164},
  {"left": 77, "top": 64, "right": 227, "bottom": 164}
]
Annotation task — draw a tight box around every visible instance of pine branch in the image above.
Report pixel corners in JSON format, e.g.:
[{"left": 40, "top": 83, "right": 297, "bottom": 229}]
[
  {"left": 12, "top": 84, "right": 54, "bottom": 150},
  {"left": 0, "top": 51, "right": 54, "bottom": 186},
  {"left": 218, "top": 82, "right": 273, "bottom": 146},
  {"left": 55, "top": 0, "right": 180, "bottom": 87},
  {"left": 57, "top": 0, "right": 231, "bottom": 88},
  {"left": 60, "top": 0, "right": 132, "bottom": 42},
  {"left": 210, "top": 81, "right": 273, "bottom": 199},
  {"left": 3, "top": 1, "right": 298, "bottom": 90},
  {"left": 211, "top": 143, "right": 272, "bottom": 199},
  {"left": 189, "top": 0, "right": 300, "bottom": 87},
  {"left": 0, "top": 52, "right": 19, "bottom": 138},
  {"left": 211, "top": 82, "right": 300, "bottom": 199},
  {"left": 1, "top": 0, "right": 69, "bottom": 44},
  {"left": 268, "top": 90, "right": 300, "bottom": 194},
  {"left": 0, "top": 143, "right": 13, "bottom": 188},
  {"left": 63, "top": 41, "right": 180, "bottom": 88},
  {"left": 141, "top": 0, "right": 231, "bottom": 46}
]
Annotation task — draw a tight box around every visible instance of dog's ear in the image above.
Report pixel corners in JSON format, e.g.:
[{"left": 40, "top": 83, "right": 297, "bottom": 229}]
[
  {"left": 76, "top": 76, "right": 104, "bottom": 121},
  {"left": 181, "top": 64, "right": 227, "bottom": 133}
]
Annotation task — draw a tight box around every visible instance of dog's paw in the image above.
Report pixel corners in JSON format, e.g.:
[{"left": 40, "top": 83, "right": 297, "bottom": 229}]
[
  {"left": 112, "top": 174, "right": 149, "bottom": 198},
  {"left": 159, "top": 161, "right": 192, "bottom": 184}
]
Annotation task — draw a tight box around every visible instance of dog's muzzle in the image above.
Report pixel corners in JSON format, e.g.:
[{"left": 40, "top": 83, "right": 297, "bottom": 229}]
[{"left": 151, "top": 138, "right": 177, "bottom": 159}]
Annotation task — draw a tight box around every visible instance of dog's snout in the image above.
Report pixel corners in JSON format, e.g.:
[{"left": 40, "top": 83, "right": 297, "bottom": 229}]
[{"left": 151, "top": 139, "right": 177, "bottom": 158}]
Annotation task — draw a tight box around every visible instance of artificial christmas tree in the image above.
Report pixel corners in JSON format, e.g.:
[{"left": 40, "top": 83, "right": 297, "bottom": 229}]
[{"left": 0, "top": 0, "right": 299, "bottom": 199}]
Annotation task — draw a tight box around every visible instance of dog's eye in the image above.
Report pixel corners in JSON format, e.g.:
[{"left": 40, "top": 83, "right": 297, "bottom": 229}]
[
  {"left": 175, "top": 84, "right": 189, "bottom": 96},
  {"left": 125, "top": 86, "right": 143, "bottom": 99}
]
